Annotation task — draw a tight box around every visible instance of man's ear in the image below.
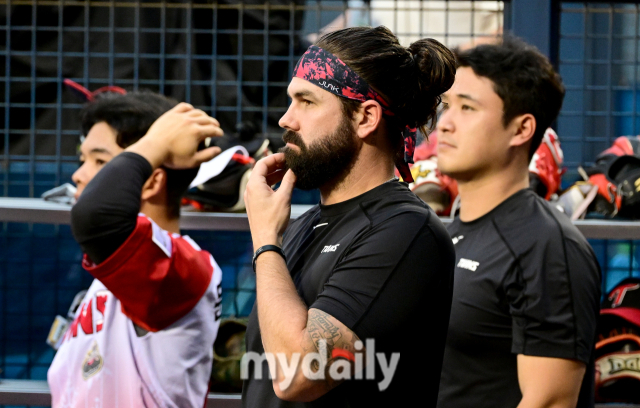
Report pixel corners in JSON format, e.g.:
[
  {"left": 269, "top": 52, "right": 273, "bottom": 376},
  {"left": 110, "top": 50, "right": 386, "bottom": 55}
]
[
  {"left": 509, "top": 113, "right": 536, "bottom": 148},
  {"left": 355, "top": 100, "right": 383, "bottom": 140},
  {"left": 141, "top": 168, "right": 167, "bottom": 202}
]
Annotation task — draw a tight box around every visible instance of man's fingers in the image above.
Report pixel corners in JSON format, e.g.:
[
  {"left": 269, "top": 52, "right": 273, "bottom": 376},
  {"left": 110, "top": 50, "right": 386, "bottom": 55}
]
[
  {"left": 186, "top": 109, "right": 221, "bottom": 127},
  {"left": 191, "top": 112, "right": 217, "bottom": 125},
  {"left": 253, "top": 153, "right": 287, "bottom": 177},
  {"left": 265, "top": 169, "right": 287, "bottom": 186},
  {"left": 197, "top": 124, "right": 224, "bottom": 139},
  {"left": 276, "top": 169, "right": 296, "bottom": 198},
  {"left": 193, "top": 146, "right": 222, "bottom": 165},
  {"left": 173, "top": 102, "right": 193, "bottom": 112}
]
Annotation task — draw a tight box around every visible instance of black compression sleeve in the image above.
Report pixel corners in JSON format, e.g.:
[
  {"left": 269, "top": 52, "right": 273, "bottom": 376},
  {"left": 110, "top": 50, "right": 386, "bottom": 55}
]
[{"left": 71, "top": 152, "right": 153, "bottom": 265}]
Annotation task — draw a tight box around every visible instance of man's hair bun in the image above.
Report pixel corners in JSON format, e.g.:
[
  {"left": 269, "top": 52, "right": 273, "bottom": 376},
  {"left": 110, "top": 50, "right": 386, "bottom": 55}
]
[
  {"left": 406, "top": 38, "right": 457, "bottom": 131},
  {"left": 409, "top": 39, "right": 457, "bottom": 101},
  {"left": 316, "top": 26, "right": 456, "bottom": 146}
]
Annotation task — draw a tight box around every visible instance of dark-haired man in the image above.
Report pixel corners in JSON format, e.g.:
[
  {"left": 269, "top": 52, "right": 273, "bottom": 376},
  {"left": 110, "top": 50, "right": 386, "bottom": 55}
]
[
  {"left": 47, "top": 92, "right": 224, "bottom": 408},
  {"left": 242, "top": 26, "right": 456, "bottom": 408},
  {"left": 436, "top": 36, "right": 601, "bottom": 408}
]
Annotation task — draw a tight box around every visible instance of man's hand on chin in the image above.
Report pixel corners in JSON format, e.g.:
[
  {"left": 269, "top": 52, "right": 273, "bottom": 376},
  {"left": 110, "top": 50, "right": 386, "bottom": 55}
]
[{"left": 244, "top": 152, "right": 297, "bottom": 249}]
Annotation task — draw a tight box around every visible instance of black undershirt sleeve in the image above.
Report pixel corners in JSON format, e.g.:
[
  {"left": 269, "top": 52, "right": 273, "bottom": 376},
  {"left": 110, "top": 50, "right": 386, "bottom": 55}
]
[
  {"left": 504, "top": 229, "right": 600, "bottom": 364},
  {"left": 70, "top": 152, "right": 153, "bottom": 265}
]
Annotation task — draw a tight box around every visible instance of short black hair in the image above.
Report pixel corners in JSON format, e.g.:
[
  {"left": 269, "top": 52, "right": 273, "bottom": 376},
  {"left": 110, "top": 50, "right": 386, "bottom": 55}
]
[
  {"left": 455, "top": 35, "right": 565, "bottom": 159},
  {"left": 81, "top": 91, "right": 198, "bottom": 219}
]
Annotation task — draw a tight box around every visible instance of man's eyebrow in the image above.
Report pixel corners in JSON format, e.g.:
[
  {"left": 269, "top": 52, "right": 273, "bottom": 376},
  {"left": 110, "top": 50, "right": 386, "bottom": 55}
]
[
  {"left": 289, "top": 90, "right": 317, "bottom": 100},
  {"left": 457, "top": 93, "right": 481, "bottom": 104},
  {"left": 88, "top": 148, "right": 113, "bottom": 156}
]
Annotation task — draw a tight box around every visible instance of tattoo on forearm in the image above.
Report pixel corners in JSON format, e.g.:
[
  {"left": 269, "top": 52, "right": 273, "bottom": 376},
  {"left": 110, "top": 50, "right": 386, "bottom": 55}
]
[
  {"left": 307, "top": 311, "right": 342, "bottom": 353},
  {"left": 303, "top": 309, "right": 363, "bottom": 383}
]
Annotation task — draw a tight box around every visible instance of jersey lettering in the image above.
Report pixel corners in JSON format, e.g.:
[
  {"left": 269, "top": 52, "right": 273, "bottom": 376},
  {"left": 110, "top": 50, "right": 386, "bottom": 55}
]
[
  {"left": 214, "top": 282, "right": 222, "bottom": 321},
  {"left": 457, "top": 258, "right": 479, "bottom": 272},
  {"left": 65, "top": 292, "right": 112, "bottom": 342},
  {"left": 68, "top": 318, "right": 79, "bottom": 339},
  {"left": 78, "top": 301, "right": 93, "bottom": 335},
  {"left": 95, "top": 292, "right": 108, "bottom": 332},
  {"left": 321, "top": 244, "right": 340, "bottom": 253}
]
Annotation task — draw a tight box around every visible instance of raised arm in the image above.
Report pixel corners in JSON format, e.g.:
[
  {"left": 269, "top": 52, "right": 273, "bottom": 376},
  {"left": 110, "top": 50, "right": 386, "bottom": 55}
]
[
  {"left": 71, "top": 102, "right": 222, "bottom": 264},
  {"left": 245, "top": 153, "right": 365, "bottom": 401},
  {"left": 71, "top": 152, "right": 152, "bottom": 264}
]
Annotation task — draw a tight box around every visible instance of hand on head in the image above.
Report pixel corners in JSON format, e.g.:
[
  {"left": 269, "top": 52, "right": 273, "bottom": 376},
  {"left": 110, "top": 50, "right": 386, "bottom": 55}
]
[
  {"left": 244, "top": 153, "right": 297, "bottom": 248},
  {"left": 127, "top": 102, "right": 224, "bottom": 169}
]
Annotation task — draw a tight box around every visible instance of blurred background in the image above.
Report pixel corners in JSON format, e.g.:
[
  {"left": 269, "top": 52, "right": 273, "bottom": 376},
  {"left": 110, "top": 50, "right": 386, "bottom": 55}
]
[{"left": 0, "top": 0, "right": 638, "bottom": 391}]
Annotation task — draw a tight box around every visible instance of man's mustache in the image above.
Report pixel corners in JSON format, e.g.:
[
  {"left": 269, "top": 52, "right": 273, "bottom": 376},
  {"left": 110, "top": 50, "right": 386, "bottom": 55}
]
[{"left": 282, "top": 130, "right": 305, "bottom": 149}]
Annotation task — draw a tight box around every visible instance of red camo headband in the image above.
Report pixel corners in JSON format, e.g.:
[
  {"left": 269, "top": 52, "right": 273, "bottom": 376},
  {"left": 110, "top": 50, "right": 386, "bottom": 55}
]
[{"left": 293, "top": 45, "right": 417, "bottom": 183}]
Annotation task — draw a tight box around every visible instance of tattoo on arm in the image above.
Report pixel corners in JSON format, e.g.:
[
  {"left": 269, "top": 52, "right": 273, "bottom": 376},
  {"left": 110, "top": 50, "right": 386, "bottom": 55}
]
[
  {"left": 307, "top": 310, "right": 343, "bottom": 353},
  {"left": 302, "top": 309, "right": 364, "bottom": 386}
]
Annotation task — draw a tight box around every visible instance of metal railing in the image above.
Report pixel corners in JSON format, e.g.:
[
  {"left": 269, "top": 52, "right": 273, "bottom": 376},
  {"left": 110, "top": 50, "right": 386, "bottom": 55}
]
[
  {"left": 1, "top": 197, "right": 639, "bottom": 238},
  {"left": 0, "top": 379, "right": 242, "bottom": 408}
]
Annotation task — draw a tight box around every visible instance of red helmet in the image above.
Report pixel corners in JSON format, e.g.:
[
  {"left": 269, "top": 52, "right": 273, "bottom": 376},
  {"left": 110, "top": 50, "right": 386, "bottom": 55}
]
[{"left": 529, "top": 128, "right": 565, "bottom": 200}]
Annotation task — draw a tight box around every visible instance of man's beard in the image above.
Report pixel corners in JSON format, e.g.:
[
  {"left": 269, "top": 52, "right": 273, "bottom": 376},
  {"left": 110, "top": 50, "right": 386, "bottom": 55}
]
[{"left": 281, "top": 115, "right": 359, "bottom": 191}]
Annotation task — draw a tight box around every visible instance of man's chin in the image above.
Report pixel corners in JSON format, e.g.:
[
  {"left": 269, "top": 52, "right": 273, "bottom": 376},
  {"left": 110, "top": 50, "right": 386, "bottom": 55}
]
[
  {"left": 280, "top": 145, "right": 300, "bottom": 158},
  {"left": 437, "top": 163, "right": 465, "bottom": 180}
]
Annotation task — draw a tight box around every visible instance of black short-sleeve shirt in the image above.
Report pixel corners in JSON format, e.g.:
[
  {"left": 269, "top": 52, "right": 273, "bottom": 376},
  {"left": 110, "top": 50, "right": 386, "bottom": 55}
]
[
  {"left": 437, "top": 189, "right": 601, "bottom": 408},
  {"left": 242, "top": 181, "right": 456, "bottom": 408}
]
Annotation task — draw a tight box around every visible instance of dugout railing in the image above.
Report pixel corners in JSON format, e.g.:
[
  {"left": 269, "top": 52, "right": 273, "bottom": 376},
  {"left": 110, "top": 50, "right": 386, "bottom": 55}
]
[{"left": 2, "top": 197, "right": 640, "bottom": 238}]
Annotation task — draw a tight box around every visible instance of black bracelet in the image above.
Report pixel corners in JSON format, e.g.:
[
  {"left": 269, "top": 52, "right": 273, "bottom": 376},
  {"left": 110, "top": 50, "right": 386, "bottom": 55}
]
[{"left": 252, "top": 245, "right": 286, "bottom": 272}]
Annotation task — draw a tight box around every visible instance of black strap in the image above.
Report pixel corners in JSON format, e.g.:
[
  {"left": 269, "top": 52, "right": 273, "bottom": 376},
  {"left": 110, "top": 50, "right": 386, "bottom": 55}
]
[{"left": 252, "top": 245, "right": 286, "bottom": 272}]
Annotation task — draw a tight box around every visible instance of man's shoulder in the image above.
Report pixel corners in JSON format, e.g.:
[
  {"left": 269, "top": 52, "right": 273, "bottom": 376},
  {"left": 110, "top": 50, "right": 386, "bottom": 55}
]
[
  {"left": 360, "top": 184, "right": 432, "bottom": 223},
  {"left": 493, "top": 191, "right": 591, "bottom": 256},
  {"left": 138, "top": 213, "right": 212, "bottom": 257}
]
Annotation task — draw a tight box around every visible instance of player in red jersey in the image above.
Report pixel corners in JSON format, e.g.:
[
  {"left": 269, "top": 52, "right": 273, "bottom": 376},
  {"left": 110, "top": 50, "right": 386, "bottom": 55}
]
[{"left": 47, "top": 91, "right": 224, "bottom": 408}]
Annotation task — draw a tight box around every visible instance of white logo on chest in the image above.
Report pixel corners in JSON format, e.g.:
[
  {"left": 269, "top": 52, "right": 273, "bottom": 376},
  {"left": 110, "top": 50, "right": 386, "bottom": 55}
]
[
  {"left": 457, "top": 258, "right": 480, "bottom": 271},
  {"left": 321, "top": 244, "right": 340, "bottom": 254},
  {"left": 452, "top": 235, "right": 464, "bottom": 245}
]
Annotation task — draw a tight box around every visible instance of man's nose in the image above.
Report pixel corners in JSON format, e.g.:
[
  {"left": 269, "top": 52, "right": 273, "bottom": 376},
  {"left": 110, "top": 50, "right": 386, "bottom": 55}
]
[
  {"left": 437, "top": 110, "right": 454, "bottom": 134},
  {"left": 71, "top": 165, "right": 87, "bottom": 198},
  {"left": 278, "top": 104, "right": 299, "bottom": 131}
]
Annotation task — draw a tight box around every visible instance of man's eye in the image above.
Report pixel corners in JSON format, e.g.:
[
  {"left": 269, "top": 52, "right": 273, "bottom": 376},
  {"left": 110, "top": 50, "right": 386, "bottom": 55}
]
[
  {"left": 461, "top": 105, "right": 474, "bottom": 111},
  {"left": 96, "top": 159, "right": 106, "bottom": 166},
  {"left": 302, "top": 99, "right": 312, "bottom": 106}
]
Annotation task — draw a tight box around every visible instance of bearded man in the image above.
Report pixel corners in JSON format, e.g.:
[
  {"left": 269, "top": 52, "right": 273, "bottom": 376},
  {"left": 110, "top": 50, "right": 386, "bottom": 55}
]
[{"left": 241, "top": 26, "right": 457, "bottom": 408}]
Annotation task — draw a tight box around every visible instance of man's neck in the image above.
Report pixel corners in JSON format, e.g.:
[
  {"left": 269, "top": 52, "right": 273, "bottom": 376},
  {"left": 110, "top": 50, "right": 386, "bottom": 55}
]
[
  {"left": 140, "top": 201, "right": 181, "bottom": 234},
  {"left": 319, "top": 150, "right": 395, "bottom": 206},
  {"left": 457, "top": 167, "right": 530, "bottom": 222}
]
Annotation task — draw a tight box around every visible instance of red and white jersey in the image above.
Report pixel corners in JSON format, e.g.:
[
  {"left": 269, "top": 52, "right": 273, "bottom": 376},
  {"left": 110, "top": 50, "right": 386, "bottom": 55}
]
[{"left": 48, "top": 214, "right": 223, "bottom": 408}]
